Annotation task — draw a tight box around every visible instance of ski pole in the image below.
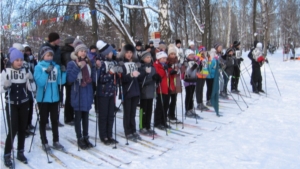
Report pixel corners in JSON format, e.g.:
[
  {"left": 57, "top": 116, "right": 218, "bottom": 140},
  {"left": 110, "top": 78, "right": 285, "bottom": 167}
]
[
  {"left": 28, "top": 74, "right": 48, "bottom": 151},
  {"left": 152, "top": 85, "right": 157, "bottom": 140},
  {"left": 267, "top": 62, "right": 281, "bottom": 96},
  {"left": 94, "top": 68, "right": 98, "bottom": 147},
  {"left": 221, "top": 70, "right": 244, "bottom": 111},
  {"left": 6, "top": 77, "right": 15, "bottom": 169},
  {"left": 1, "top": 93, "right": 7, "bottom": 135},
  {"left": 158, "top": 83, "right": 168, "bottom": 136},
  {"left": 264, "top": 62, "right": 267, "bottom": 97},
  {"left": 78, "top": 77, "right": 81, "bottom": 151},
  {"left": 180, "top": 81, "right": 184, "bottom": 129},
  {"left": 113, "top": 73, "right": 117, "bottom": 149},
  {"left": 238, "top": 65, "right": 251, "bottom": 98}
]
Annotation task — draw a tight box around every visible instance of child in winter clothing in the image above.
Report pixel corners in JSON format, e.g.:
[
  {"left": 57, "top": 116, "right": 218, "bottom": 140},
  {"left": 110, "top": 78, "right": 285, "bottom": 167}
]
[
  {"left": 182, "top": 49, "right": 198, "bottom": 118},
  {"left": 118, "top": 44, "right": 141, "bottom": 142},
  {"left": 248, "top": 42, "right": 266, "bottom": 93},
  {"left": 195, "top": 47, "right": 209, "bottom": 111},
  {"left": 24, "top": 46, "right": 37, "bottom": 136},
  {"left": 34, "top": 46, "right": 66, "bottom": 153},
  {"left": 166, "top": 44, "right": 180, "bottom": 122},
  {"left": 93, "top": 41, "right": 119, "bottom": 145},
  {"left": 231, "top": 41, "right": 244, "bottom": 93},
  {"left": 1, "top": 47, "right": 36, "bottom": 167},
  {"left": 214, "top": 43, "right": 224, "bottom": 94},
  {"left": 67, "top": 42, "right": 94, "bottom": 149},
  {"left": 137, "top": 51, "right": 158, "bottom": 135},
  {"left": 153, "top": 51, "right": 170, "bottom": 130},
  {"left": 206, "top": 48, "right": 218, "bottom": 106},
  {"left": 219, "top": 48, "right": 235, "bottom": 98}
]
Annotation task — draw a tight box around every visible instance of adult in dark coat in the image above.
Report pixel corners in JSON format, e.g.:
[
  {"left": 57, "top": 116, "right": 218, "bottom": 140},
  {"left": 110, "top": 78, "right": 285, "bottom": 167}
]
[{"left": 61, "top": 36, "right": 75, "bottom": 125}]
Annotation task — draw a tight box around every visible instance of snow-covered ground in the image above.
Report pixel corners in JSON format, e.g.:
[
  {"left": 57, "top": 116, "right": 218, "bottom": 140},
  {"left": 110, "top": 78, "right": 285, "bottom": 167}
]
[{"left": 1, "top": 48, "right": 300, "bottom": 169}]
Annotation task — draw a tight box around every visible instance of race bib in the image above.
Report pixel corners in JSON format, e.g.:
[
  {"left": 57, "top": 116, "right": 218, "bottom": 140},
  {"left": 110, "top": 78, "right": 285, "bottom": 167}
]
[{"left": 124, "top": 62, "right": 137, "bottom": 75}]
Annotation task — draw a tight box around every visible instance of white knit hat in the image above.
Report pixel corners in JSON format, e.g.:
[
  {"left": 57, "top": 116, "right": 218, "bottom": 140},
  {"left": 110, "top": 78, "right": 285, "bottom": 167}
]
[
  {"left": 188, "top": 40, "right": 195, "bottom": 47},
  {"left": 96, "top": 40, "right": 107, "bottom": 50},
  {"left": 156, "top": 51, "right": 168, "bottom": 60},
  {"left": 13, "top": 43, "right": 24, "bottom": 51},
  {"left": 185, "top": 49, "right": 195, "bottom": 57},
  {"left": 168, "top": 44, "right": 177, "bottom": 55},
  {"left": 256, "top": 42, "right": 263, "bottom": 49}
]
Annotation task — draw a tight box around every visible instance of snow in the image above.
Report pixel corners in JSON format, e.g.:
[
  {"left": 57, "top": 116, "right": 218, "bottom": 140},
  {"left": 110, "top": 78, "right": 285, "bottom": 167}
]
[{"left": 1, "top": 49, "right": 300, "bottom": 169}]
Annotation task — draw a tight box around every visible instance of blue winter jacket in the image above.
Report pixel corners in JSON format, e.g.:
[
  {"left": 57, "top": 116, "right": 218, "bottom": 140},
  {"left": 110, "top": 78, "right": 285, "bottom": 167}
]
[
  {"left": 34, "top": 60, "right": 66, "bottom": 103},
  {"left": 92, "top": 60, "right": 118, "bottom": 98},
  {"left": 67, "top": 61, "right": 93, "bottom": 112},
  {"left": 206, "top": 58, "right": 217, "bottom": 79}
]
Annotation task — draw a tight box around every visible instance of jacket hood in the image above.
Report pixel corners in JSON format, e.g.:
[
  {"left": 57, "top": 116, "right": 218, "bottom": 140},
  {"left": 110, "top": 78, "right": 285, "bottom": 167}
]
[{"left": 70, "top": 52, "right": 77, "bottom": 61}]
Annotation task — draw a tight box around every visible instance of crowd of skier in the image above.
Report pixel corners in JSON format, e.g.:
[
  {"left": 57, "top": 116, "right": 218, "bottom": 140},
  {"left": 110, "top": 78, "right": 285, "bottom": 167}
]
[{"left": 1, "top": 32, "right": 269, "bottom": 168}]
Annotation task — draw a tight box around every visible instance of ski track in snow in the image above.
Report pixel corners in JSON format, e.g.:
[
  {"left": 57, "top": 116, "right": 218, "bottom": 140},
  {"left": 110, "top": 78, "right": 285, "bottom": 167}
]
[{"left": 1, "top": 49, "right": 300, "bottom": 169}]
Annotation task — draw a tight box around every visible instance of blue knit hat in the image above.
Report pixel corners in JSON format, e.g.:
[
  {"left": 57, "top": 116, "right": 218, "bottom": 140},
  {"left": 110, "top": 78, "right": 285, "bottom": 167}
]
[{"left": 9, "top": 47, "right": 24, "bottom": 63}]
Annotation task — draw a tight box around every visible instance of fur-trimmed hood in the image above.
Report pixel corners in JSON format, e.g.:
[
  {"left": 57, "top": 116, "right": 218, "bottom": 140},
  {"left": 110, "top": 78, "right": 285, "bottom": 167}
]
[
  {"left": 117, "top": 44, "right": 138, "bottom": 62},
  {"left": 70, "top": 52, "right": 77, "bottom": 61}
]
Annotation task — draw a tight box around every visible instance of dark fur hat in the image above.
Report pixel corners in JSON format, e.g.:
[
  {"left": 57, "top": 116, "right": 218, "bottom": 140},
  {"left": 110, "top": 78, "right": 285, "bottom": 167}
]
[
  {"left": 175, "top": 39, "right": 181, "bottom": 45},
  {"left": 117, "top": 44, "right": 137, "bottom": 61}
]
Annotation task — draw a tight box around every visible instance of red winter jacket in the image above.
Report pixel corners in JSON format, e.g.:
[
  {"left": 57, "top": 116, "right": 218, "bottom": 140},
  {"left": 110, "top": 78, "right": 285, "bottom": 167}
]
[{"left": 153, "top": 60, "right": 176, "bottom": 95}]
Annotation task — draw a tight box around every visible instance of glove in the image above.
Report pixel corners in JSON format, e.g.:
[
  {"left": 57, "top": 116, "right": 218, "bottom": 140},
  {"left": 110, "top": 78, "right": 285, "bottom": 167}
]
[
  {"left": 170, "top": 69, "right": 177, "bottom": 75},
  {"left": 60, "top": 65, "right": 66, "bottom": 72},
  {"left": 191, "top": 63, "right": 198, "bottom": 70},
  {"left": 96, "top": 60, "right": 101, "bottom": 68},
  {"left": 23, "top": 62, "right": 29, "bottom": 69},
  {"left": 163, "top": 64, "right": 168, "bottom": 70},
  {"left": 265, "top": 59, "right": 269, "bottom": 64},
  {"left": 145, "top": 67, "right": 151, "bottom": 74},
  {"left": 3, "top": 80, "right": 11, "bottom": 90},
  {"left": 109, "top": 66, "right": 118, "bottom": 74},
  {"left": 25, "top": 73, "right": 33, "bottom": 80},
  {"left": 131, "top": 70, "right": 140, "bottom": 77},
  {"left": 240, "top": 58, "right": 244, "bottom": 61},
  {"left": 135, "top": 62, "right": 141, "bottom": 68},
  {"left": 45, "top": 65, "right": 54, "bottom": 73},
  {"left": 152, "top": 73, "right": 162, "bottom": 84},
  {"left": 78, "top": 61, "right": 87, "bottom": 69}
]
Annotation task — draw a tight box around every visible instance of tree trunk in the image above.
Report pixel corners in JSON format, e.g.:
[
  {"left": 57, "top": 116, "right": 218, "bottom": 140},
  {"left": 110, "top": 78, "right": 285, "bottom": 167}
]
[
  {"left": 260, "top": 0, "right": 269, "bottom": 56},
  {"left": 183, "top": 2, "right": 188, "bottom": 48},
  {"left": 120, "top": 0, "right": 125, "bottom": 24},
  {"left": 159, "top": 0, "right": 171, "bottom": 43},
  {"left": 253, "top": 0, "right": 257, "bottom": 42},
  {"left": 203, "top": 0, "right": 210, "bottom": 47},
  {"left": 226, "top": 0, "right": 232, "bottom": 48},
  {"left": 89, "top": 0, "right": 99, "bottom": 45}
]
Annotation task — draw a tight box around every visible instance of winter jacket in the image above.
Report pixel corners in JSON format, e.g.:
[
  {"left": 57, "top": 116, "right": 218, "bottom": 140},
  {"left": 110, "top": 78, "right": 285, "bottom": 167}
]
[
  {"left": 92, "top": 59, "right": 118, "bottom": 98},
  {"left": 1, "top": 67, "right": 36, "bottom": 105},
  {"left": 61, "top": 44, "right": 74, "bottom": 68},
  {"left": 196, "top": 55, "right": 209, "bottom": 79},
  {"left": 39, "top": 42, "right": 61, "bottom": 65},
  {"left": 206, "top": 57, "right": 217, "bottom": 79},
  {"left": 34, "top": 60, "right": 66, "bottom": 103},
  {"left": 220, "top": 54, "right": 234, "bottom": 77},
  {"left": 166, "top": 57, "right": 179, "bottom": 94},
  {"left": 67, "top": 60, "right": 93, "bottom": 112},
  {"left": 153, "top": 61, "right": 169, "bottom": 95},
  {"left": 181, "top": 58, "right": 197, "bottom": 87},
  {"left": 138, "top": 62, "right": 156, "bottom": 99},
  {"left": 150, "top": 47, "right": 156, "bottom": 61},
  {"left": 248, "top": 48, "right": 262, "bottom": 68},
  {"left": 119, "top": 60, "right": 140, "bottom": 99},
  {"left": 24, "top": 54, "right": 37, "bottom": 73}
]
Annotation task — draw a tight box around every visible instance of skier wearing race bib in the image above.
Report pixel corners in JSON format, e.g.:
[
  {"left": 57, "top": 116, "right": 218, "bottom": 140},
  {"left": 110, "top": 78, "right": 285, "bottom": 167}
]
[
  {"left": 34, "top": 46, "right": 66, "bottom": 153},
  {"left": 118, "top": 44, "right": 141, "bottom": 142},
  {"left": 1, "top": 47, "right": 36, "bottom": 167}
]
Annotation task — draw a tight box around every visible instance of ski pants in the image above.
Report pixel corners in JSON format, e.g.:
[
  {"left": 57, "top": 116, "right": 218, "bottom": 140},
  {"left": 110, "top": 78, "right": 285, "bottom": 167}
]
[
  {"left": 98, "top": 96, "right": 115, "bottom": 140},
  {"left": 123, "top": 96, "right": 139, "bottom": 136},
  {"left": 4, "top": 102, "right": 29, "bottom": 155}
]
